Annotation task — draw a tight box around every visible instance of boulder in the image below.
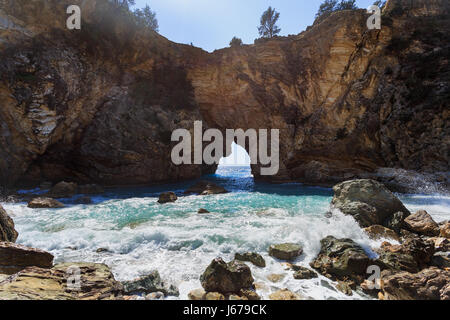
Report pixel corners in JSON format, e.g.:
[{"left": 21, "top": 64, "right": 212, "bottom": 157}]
[
  {"left": 269, "top": 289, "right": 302, "bottom": 300},
  {"left": 0, "top": 205, "right": 18, "bottom": 242},
  {"left": 184, "top": 181, "right": 228, "bottom": 195},
  {"left": 188, "top": 288, "right": 206, "bottom": 300},
  {"left": 404, "top": 210, "right": 440, "bottom": 236},
  {"left": 122, "top": 271, "right": 179, "bottom": 297},
  {"left": 48, "top": 181, "right": 78, "bottom": 198},
  {"left": 440, "top": 222, "right": 450, "bottom": 239},
  {"left": 336, "top": 281, "right": 353, "bottom": 296},
  {"left": 430, "top": 252, "right": 450, "bottom": 269},
  {"left": 429, "top": 237, "right": 450, "bottom": 252},
  {"left": 145, "top": 292, "right": 164, "bottom": 300},
  {"left": 27, "top": 197, "right": 64, "bottom": 208},
  {"left": 374, "top": 238, "right": 435, "bottom": 273},
  {"left": 157, "top": 192, "right": 177, "bottom": 204},
  {"left": 268, "top": 243, "right": 303, "bottom": 261},
  {"left": 78, "top": 184, "right": 104, "bottom": 195},
  {"left": 383, "top": 211, "right": 409, "bottom": 233},
  {"left": 234, "top": 252, "right": 266, "bottom": 268},
  {"left": 292, "top": 266, "right": 318, "bottom": 280},
  {"left": 205, "top": 292, "right": 225, "bottom": 300},
  {"left": 310, "top": 236, "right": 370, "bottom": 280},
  {"left": 238, "top": 289, "right": 260, "bottom": 300},
  {"left": 0, "top": 242, "right": 54, "bottom": 274},
  {"left": 364, "top": 225, "right": 400, "bottom": 242},
  {"left": 0, "top": 263, "right": 123, "bottom": 300},
  {"left": 380, "top": 267, "right": 450, "bottom": 300},
  {"left": 198, "top": 208, "right": 210, "bottom": 214},
  {"left": 200, "top": 258, "right": 254, "bottom": 294},
  {"left": 331, "top": 179, "right": 410, "bottom": 228}
]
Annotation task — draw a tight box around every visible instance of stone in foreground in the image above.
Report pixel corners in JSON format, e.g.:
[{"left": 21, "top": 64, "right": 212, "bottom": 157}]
[
  {"left": 0, "top": 263, "right": 123, "bottom": 300},
  {"left": 331, "top": 179, "right": 410, "bottom": 228},
  {"left": 0, "top": 205, "right": 18, "bottom": 242},
  {"left": 268, "top": 243, "right": 303, "bottom": 261},
  {"left": 200, "top": 258, "right": 254, "bottom": 294},
  {"left": 380, "top": 267, "right": 450, "bottom": 300},
  {"left": 364, "top": 225, "right": 400, "bottom": 242},
  {"left": 157, "top": 192, "right": 177, "bottom": 204},
  {"left": 404, "top": 210, "right": 440, "bottom": 236},
  {"left": 27, "top": 197, "right": 65, "bottom": 208},
  {"left": 235, "top": 252, "right": 266, "bottom": 267},
  {"left": 292, "top": 266, "right": 318, "bottom": 280},
  {"left": 122, "top": 270, "right": 179, "bottom": 297},
  {"left": 440, "top": 222, "right": 450, "bottom": 238},
  {"left": 0, "top": 242, "right": 54, "bottom": 274},
  {"left": 310, "top": 236, "right": 370, "bottom": 279},
  {"left": 269, "top": 289, "right": 302, "bottom": 300}
]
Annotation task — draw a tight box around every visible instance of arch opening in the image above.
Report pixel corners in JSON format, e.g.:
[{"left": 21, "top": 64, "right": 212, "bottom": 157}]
[{"left": 216, "top": 142, "right": 253, "bottom": 178}]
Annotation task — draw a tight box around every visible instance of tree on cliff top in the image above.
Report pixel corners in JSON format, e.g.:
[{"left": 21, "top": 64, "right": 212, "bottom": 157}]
[
  {"left": 315, "top": 0, "right": 357, "bottom": 21},
  {"left": 229, "top": 37, "right": 243, "bottom": 47},
  {"left": 134, "top": 5, "right": 159, "bottom": 32},
  {"left": 258, "top": 7, "right": 281, "bottom": 38},
  {"left": 111, "top": 0, "right": 135, "bottom": 9}
]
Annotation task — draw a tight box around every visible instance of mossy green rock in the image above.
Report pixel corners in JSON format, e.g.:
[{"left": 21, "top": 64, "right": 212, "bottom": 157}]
[{"left": 268, "top": 243, "right": 303, "bottom": 261}]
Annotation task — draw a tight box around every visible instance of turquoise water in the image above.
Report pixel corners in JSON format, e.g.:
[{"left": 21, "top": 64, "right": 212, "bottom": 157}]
[{"left": 2, "top": 166, "right": 449, "bottom": 300}]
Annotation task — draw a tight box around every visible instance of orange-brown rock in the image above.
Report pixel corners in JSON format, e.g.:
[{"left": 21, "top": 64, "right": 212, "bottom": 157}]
[
  {"left": 0, "top": 0, "right": 448, "bottom": 191},
  {"left": 0, "top": 205, "right": 18, "bottom": 242},
  {"left": 0, "top": 242, "right": 53, "bottom": 274}
]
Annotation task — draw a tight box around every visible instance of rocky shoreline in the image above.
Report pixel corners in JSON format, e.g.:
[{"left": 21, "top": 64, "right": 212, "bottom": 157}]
[{"left": 0, "top": 179, "right": 448, "bottom": 300}]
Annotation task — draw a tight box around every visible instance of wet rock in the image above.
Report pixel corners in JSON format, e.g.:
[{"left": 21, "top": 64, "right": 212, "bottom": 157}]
[
  {"left": 293, "top": 266, "right": 318, "bottom": 280},
  {"left": 205, "top": 292, "right": 225, "bottom": 300},
  {"left": 0, "top": 242, "right": 53, "bottom": 274},
  {"left": 122, "top": 271, "right": 179, "bottom": 297},
  {"left": 336, "top": 281, "right": 353, "bottom": 296},
  {"left": 331, "top": 179, "right": 410, "bottom": 228},
  {"left": 364, "top": 225, "right": 400, "bottom": 242},
  {"left": 200, "top": 258, "right": 254, "bottom": 294},
  {"left": 184, "top": 181, "right": 228, "bottom": 195},
  {"left": 96, "top": 248, "right": 109, "bottom": 253},
  {"left": 188, "top": 288, "right": 206, "bottom": 300},
  {"left": 27, "top": 197, "right": 64, "bottom": 208},
  {"left": 78, "top": 184, "right": 104, "bottom": 195},
  {"left": 268, "top": 243, "right": 303, "bottom": 261},
  {"left": 197, "top": 208, "right": 210, "bottom": 214},
  {"left": 39, "top": 182, "right": 53, "bottom": 190},
  {"left": 380, "top": 267, "right": 450, "bottom": 300},
  {"left": 429, "top": 237, "right": 450, "bottom": 252},
  {"left": 374, "top": 238, "right": 435, "bottom": 273},
  {"left": 269, "top": 289, "right": 302, "bottom": 300},
  {"left": 157, "top": 192, "right": 177, "bottom": 204},
  {"left": 75, "top": 196, "right": 92, "bottom": 204},
  {"left": 310, "top": 236, "right": 370, "bottom": 280},
  {"left": 383, "top": 211, "right": 409, "bottom": 233},
  {"left": 145, "top": 292, "right": 164, "bottom": 300},
  {"left": 229, "top": 294, "right": 247, "bottom": 300},
  {"left": 0, "top": 205, "right": 18, "bottom": 242},
  {"left": 0, "top": 263, "right": 123, "bottom": 300},
  {"left": 440, "top": 222, "right": 450, "bottom": 239},
  {"left": 235, "top": 252, "right": 266, "bottom": 267},
  {"left": 404, "top": 210, "right": 440, "bottom": 236},
  {"left": 48, "top": 181, "right": 78, "bottom": 198},
  {"left": 430, "top": 252, "right": 450, "bottom": 269},
  {"left": 238, "top": 289, "right": 260, "bottom": 300},
  {"left": 267, "top": 273, "right": 285, "bottom": 283}
]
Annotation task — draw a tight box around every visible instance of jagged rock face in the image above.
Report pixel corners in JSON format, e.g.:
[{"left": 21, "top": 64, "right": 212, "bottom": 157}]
[{"left": 0, "top": 0, "right": 448, "bottom": 188}]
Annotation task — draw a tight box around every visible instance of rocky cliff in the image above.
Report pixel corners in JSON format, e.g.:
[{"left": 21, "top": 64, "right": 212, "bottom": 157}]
[{"left": 0, "top": 0, "right": 448, "bottom": 191}]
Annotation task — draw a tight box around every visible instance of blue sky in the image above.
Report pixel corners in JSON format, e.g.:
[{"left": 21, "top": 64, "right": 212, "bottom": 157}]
[{"left": 134, "top": 0, "right": 376, "bottom": 52}]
